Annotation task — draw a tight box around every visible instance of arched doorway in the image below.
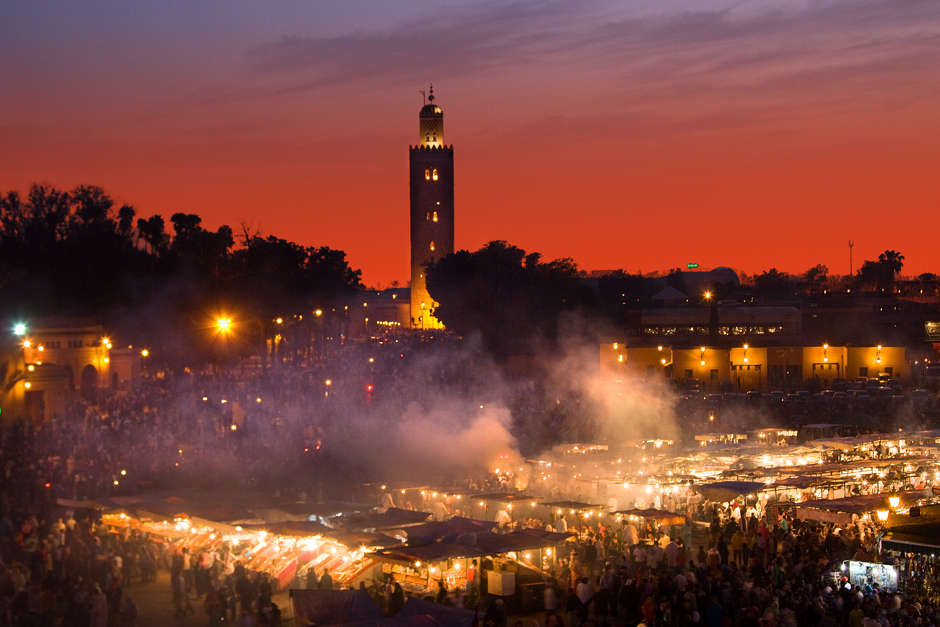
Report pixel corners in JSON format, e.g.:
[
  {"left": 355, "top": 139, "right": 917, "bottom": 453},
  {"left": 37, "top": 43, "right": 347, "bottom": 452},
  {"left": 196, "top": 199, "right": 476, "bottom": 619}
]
[{"left": 80, "top": 364, "right": 98, "bottom": 403}]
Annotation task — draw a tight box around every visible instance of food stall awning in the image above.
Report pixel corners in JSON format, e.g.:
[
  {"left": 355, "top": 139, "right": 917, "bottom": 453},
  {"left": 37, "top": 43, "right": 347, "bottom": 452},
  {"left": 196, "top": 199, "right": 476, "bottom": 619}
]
[
  {"left": 811, "top": 435, "right": 902, "bottom": 450},
  {"left": 342, "top": 508, "right": 431, "bottom": 532},
  {"left": 474, "top": 528, "right": 573, "bottom": 554},
  {"left": 273, "top": 501, "right": 372, "bottom": 519},
  {"left": 776, "top": 457, "right": 935, "bottom": 477},
  {"left": 770, "top": 476, "right": 830, "bottom": 489},
  {"left": 370, "top": 528, "right": 573, "bottom": 564},
  {"left": 326, "top": 531, "right": 401, "bottom": 550},
  {"left": 539, "top": 501, "right": 607, "bottom": 511},
  {"left": 882, "top": 532, "right": 940, "bottom": 556},
  {"left": 795, "top": 490, "right": 930, "bottom": 523},
  {"left": 694, "top": 481, "right": 766, "bottom": 502},
  {"left": 613, "top": 509, "right": 685, "bottom": 525},
  {"left": 241, "top": 521, "right": 333, "bottom": 537},
  {"left": 405, "top": 516, "right": 499, "bottom": 540},
  {"left": 475, "top": 492, "right": 539, "bottom": 503}
]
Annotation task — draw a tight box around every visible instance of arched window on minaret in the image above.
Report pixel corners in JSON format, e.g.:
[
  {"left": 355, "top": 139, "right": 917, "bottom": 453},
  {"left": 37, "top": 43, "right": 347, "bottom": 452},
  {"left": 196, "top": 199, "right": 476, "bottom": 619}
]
[
  {"left": 432, "top": 132, "right": 437, "bottom": 142},
  {"left": 433, "top": 212, "right": 438, "bottom": 222},
  {"left": 432, "top": 168, "right": 438, "bottom": 180},
  {"left": 425, "top": 169, "right": 430, "bottom": 180},
  {"left": 426, "top": 132, "right": 431, "bottom": 142},
  {"left": 430, "top": 241, "right": 435, "bottom": 251}
]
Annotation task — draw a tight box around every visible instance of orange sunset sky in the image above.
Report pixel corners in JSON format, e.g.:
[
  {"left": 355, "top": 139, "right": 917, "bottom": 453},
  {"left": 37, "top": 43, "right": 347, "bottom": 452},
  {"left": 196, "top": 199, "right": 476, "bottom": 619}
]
[{"left": 2, "top": 0, "right": 938, "bottom": 287}]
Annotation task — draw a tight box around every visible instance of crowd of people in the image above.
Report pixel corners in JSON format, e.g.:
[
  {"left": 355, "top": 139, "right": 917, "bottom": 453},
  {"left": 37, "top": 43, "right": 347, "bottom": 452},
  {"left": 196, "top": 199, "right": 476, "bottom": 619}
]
[
  {"left": 0, "top": 510, "right": 156, "bottom": 626},
  {"left": 523, "top": 512, "right": 938, "bottom": 627},
  {"left": 3, "top": 332, "right": 940, "bottom": 626}
]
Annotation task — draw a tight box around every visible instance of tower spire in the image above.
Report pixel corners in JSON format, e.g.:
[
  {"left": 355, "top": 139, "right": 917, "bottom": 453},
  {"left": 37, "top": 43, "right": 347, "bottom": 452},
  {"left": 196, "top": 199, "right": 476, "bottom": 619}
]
[{"left": 428, "top": 84, "right": 434, "bottom": 103}]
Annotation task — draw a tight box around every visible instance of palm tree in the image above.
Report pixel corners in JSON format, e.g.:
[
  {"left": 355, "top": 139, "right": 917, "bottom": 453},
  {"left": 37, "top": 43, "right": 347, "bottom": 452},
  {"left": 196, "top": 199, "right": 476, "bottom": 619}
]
[{"left": 878, "top": 250, "right": 905, "bottom": 276}]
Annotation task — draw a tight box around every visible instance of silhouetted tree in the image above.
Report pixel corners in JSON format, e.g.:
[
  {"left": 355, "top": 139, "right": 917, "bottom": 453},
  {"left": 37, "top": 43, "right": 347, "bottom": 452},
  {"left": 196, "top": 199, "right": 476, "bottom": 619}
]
[
  {"left": 665, "top": 268, "right": 688, "bottom": 295},
  {"left": 802, "top": 264, "right": 829, "bottom": 290},
  {"left": 427, "top": 240, "right": 594, "bottom": 359},
  {"left": 879, "top": 250, "right": 905, "bottom": 276},
  {"left": 857, "top": 250, "right": 905, "bottom": 292}
]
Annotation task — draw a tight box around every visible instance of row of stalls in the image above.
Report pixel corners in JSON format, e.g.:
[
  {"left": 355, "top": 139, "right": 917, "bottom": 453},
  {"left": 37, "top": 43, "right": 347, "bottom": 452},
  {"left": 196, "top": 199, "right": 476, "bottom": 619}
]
[
  {"left": 505, "top": 431, "right": 940, "bottom": 526},
  {"left": 58, "top": 489, "right": 576, "bottom": 605}
]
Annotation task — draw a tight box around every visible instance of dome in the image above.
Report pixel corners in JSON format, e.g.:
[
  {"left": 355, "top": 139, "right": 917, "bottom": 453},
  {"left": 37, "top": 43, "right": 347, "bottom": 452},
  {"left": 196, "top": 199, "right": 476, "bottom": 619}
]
[{"left": 420, "top": 104, "right": 442, "bottom": 116}]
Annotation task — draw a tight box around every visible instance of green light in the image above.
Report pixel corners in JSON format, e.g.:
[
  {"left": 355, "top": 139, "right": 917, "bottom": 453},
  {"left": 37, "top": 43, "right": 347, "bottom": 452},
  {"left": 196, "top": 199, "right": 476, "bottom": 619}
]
[{"left": 687, "top": 263, "right": 699, "bottom": 269}]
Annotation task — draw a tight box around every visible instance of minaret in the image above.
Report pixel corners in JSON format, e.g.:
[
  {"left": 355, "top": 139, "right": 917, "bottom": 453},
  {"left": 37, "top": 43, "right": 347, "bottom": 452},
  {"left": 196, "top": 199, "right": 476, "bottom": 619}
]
[{"left": 409, "top": 85, "right": 454, "bottom": 329}]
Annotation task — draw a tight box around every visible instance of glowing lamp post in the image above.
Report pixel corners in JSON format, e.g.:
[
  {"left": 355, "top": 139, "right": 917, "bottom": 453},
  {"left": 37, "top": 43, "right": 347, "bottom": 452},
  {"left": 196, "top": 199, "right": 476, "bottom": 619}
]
[
  {"left": 876, "top": 499, "right": 890, "bottom": 524},
  {"left": 889, "top": 492, "right": 900, "bottom": 510}
]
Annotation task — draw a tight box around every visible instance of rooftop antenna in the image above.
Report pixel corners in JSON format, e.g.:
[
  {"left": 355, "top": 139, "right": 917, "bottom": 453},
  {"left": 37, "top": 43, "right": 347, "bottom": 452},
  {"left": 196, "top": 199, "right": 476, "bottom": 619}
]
[
  {"left": 848, "top": 240, "right": 855, "bottom": 275},
  {"left": 420, "top": 89, "right": 426, "bottom": 105}
]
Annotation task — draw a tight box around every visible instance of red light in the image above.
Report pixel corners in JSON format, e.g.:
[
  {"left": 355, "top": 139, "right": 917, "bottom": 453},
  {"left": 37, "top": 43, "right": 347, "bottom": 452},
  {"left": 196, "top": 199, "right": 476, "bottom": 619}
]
[
  {"left": 45, "top": 482, "right": 51, "bottom": 488},
  {"left": 304, "top": 448, "right": 309, "bottom": 452},
  {"left": 175, "top": 462, "right": 180, "bottom": 466},
  {"left": 366, "top": 384, "right": 373, "bottom": 391}
]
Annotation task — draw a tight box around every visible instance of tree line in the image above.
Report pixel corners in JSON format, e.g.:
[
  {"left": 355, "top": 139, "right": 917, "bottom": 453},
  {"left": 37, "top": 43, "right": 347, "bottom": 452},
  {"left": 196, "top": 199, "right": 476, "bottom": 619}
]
[
  {"left": 0, "top": 184, "right": 363, "bottom": 370},
  {"left": 426, "top": 241, "right": 930, "bottom": 359}
]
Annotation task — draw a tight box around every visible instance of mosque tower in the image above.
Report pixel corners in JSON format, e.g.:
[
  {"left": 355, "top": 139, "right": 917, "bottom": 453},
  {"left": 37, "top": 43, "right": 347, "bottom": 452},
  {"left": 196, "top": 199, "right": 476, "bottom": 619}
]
[{"left": 409, "top": 85, "right": 454, "bottom": 329}]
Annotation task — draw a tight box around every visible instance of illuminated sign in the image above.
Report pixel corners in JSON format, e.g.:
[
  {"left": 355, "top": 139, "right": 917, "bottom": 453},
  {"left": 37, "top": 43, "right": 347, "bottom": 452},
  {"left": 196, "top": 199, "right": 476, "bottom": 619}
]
[{"left": 926, "top": 322, "right": 940, "bottom": 341}]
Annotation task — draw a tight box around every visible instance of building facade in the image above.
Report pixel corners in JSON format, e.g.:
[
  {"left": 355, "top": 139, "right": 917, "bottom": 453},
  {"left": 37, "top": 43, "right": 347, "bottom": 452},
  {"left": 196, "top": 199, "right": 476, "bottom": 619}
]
[
  {"left": 409, "top": 86, "right": 454, "bottom": 329},
  {"left": 601, "top": 342, "right": 908, "bottom": 390}
]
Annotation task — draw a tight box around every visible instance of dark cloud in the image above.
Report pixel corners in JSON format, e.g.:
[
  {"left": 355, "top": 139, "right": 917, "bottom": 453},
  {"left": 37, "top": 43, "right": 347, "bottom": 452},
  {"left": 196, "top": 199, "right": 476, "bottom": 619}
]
[{"left": 245, "top": 0, "right": 940, "bottom": 122}]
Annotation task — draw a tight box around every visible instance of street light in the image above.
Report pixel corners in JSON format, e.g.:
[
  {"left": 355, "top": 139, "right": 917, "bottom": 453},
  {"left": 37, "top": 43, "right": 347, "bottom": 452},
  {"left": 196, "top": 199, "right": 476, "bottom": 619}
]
[
  {"left": 217, "top": 318, "right": 232, "bottom": 333},
  {"left": 12, "top": 323, "right": 26, "bottom": 336},
  {"left": 889, "top": 492, "right": 900, "bottom": 510},
  {"left": 876, "top": 503, "right": 889, "bottom": 523}
]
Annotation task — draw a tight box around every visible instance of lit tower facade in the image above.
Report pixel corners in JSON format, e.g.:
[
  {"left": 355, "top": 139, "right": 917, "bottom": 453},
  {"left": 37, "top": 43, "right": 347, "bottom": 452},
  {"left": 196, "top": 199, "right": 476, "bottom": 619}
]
[{"left": 409, "top": 86, "right": 454, "bottom": 329}]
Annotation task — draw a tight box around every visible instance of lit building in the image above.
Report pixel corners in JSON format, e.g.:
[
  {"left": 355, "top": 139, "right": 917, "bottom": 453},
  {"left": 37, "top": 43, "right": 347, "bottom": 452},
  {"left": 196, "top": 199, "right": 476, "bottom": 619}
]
[
  {"left": 20, "top": 317, "right": 115, "bottom": 400},
  {"left": 602, "top": 341, "right": 908, "bottom": 390},
  {"left": 409, "top": 85, "right": 454, "bottom": 329}
]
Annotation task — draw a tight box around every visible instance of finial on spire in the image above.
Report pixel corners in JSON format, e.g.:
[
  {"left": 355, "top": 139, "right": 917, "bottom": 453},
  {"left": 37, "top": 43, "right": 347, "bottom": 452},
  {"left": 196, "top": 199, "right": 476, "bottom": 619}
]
[{"left": 428, "top": 84, "right": 434, "bottom": 103}]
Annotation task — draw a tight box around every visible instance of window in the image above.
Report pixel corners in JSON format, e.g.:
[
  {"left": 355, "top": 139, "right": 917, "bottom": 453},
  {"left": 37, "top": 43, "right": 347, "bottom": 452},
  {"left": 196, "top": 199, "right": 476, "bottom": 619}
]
[
  {"left": 425, "top": 170, "right": 430, "bottom": 180},
  {"left": 432, "top": 132, "right": 437, "bottom": 141},
  {"left": 432, "top": 168, "right": 438, "bottom": 180},
  {"left": 884, "top": 366, "right": 893, "bottom": 376},
  {"left": 425, "top": 133, "right": 430, "bottom": 141},
  {"left": 430, "top": 241, "right": 435, "bottom": 251},
  {"left": 684, "top": 369, "right": 693, "bottom": 380},
  {"left": 426, "top": 212, "right": 430, "bottom": 220},
  {"left": 710, "top": 369, "right": 719, "bottom": 382},
  {"left": 432, "top": 212, "right": 438, "bottom": 222},
  {"left": 859, "top": 366, "right": 869, "bottom": 378}
]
